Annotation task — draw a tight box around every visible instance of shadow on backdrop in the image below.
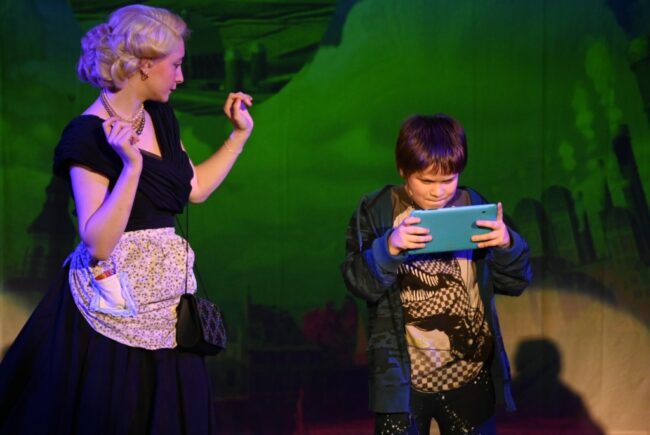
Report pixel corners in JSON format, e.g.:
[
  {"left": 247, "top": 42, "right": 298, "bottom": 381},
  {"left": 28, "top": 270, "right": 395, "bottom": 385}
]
[{"left": 497, "top": 338, "right": 604, "bottom": 435}]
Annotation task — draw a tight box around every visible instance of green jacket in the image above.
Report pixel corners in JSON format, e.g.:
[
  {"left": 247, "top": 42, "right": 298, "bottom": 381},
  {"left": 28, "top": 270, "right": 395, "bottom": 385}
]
[{"left": 341, "top": 185, "right": 532, "bottom": 413}]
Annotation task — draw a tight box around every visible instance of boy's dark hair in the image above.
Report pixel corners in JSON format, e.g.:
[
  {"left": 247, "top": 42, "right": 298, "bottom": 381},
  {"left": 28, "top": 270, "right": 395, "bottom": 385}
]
[{"left": 395, "top": 114, "right": 467, "bottom": 177}]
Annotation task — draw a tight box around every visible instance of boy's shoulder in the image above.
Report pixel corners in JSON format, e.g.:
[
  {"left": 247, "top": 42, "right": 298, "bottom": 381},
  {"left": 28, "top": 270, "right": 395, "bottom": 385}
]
[
  {"left": 361, "top": 184, "right": 396, "bottom": 204},
  {"left": 458, "top": 185, "right": 489, "bottom": 205}
]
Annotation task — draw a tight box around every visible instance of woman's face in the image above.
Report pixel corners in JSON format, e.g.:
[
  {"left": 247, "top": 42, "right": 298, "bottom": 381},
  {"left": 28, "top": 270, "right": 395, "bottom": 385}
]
[{"left": 145, "top": 40, "right": 185, "bottom": 102}]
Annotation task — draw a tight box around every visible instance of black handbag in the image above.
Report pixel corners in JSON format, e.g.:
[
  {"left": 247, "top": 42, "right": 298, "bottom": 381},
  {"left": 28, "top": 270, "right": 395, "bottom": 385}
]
[
  {"left": 175, "top": 208, "right": 227, "bottom": 356},
  {"left": 176, "top": 293, "right": 227, "bottom": 355}
]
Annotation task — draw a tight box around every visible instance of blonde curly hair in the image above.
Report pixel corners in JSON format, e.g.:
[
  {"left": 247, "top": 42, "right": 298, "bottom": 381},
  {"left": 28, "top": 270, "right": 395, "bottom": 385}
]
[{"left": 77, "top": 4, "right": 189, "bottom": 90}]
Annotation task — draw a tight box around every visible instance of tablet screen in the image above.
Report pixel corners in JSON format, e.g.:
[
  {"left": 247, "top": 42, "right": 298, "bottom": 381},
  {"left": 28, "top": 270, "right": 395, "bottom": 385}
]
[{"left": 408, "top": 204, "right": 497, "bottom": 254}]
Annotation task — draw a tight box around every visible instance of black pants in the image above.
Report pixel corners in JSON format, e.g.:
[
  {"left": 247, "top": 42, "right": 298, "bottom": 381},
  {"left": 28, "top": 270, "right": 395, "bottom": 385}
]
[{"left": 375, "top": 368, "right": 495, "bottom": 435}]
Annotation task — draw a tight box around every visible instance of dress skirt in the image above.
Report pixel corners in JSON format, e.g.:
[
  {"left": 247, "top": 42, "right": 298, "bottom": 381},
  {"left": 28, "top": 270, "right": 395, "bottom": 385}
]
[{"left": 0, "top": 265, "right": 218, "bottom": 435}]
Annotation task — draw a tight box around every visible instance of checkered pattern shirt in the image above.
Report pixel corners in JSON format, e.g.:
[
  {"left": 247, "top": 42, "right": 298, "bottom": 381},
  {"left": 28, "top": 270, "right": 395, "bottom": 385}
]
[{"left": 394, "top": 207, "right": 492, "bottom": 392}]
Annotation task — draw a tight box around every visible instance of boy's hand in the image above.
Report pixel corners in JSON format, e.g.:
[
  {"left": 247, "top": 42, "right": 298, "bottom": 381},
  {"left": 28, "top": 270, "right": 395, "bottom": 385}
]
[
  {"left": 472, "top": 202, "right": 511, "bottom": 249},
  {"left": 388, "top": 216, "right": 432, "bottom": 256}
]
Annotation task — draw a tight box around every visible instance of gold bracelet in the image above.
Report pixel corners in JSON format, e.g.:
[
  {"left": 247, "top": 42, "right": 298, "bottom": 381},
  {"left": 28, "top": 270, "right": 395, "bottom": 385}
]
[{"left": 223, "top": 142, "right": 243, "bottom": 155}]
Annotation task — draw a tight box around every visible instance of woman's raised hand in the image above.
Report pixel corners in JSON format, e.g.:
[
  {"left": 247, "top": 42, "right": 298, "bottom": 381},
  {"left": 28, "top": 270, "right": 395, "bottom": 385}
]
[
  {"left": 102, "top": 117, "right": 143, "bottom": 169},
  {"left": 223, "top": 92, "right": 254, "bottom": 136}
]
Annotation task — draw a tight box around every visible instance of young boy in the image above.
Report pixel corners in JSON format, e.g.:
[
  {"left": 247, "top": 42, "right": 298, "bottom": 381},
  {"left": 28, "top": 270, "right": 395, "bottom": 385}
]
[{"left": 341, "top": 114, "right": 532, "bottom": 434}]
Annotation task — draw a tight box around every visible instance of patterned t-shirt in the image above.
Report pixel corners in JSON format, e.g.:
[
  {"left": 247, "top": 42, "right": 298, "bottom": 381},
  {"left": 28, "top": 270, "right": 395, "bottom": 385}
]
[{"left": 391, "top": 187, "right": 493, "bottom": 392}]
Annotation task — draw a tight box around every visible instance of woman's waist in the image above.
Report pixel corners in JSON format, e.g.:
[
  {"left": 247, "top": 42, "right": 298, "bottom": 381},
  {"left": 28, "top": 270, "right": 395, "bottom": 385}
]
[
  {"left": 71, "top": 226, "right": 192, "bottom": 269},
  {"left": 121, "top": 226, "right": 178, "bottom": 239},
  {"left": 69, "top": 227, "right": 196, "bottom": 305},
  {"left": 125, "top": 214, "right": 175, "bottom": 232}
]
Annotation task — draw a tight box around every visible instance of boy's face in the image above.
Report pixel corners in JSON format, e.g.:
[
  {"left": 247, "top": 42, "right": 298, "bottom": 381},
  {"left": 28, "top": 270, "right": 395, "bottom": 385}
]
[{"left": 402, "top": 166, "right": 459, "bottom": 210}]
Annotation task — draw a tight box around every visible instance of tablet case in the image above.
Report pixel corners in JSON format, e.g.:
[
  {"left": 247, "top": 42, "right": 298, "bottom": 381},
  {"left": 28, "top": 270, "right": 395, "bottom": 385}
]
[{"left": 408, "top": 203, "right": 497, "bottom": 254}]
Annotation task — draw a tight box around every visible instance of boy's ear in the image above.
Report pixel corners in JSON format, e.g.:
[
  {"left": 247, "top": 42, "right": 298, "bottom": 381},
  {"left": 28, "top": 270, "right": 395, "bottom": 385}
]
[{"left": 398, "top": 168, "right": 404, "bottom": 178}]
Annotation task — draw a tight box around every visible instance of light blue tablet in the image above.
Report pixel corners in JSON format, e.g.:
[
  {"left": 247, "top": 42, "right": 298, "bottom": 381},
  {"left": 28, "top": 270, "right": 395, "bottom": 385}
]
[{"left": 408, "top": 204, "right": 497, "bottom": 254}]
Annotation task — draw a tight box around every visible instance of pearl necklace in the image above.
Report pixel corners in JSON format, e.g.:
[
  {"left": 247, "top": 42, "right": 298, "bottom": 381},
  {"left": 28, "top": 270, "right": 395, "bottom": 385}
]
[{"left": 100, "top": 89, "right": 145, "bottom": 135}]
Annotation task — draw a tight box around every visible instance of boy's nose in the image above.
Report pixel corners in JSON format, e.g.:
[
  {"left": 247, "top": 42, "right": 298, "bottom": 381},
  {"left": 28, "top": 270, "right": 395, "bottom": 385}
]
[{"left": 432, "top": 185, "right": 444, "bottom": 196}]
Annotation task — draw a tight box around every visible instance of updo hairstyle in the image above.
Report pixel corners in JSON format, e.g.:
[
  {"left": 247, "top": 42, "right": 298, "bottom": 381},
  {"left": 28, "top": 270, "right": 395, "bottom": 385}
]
[{"left": 77, "top": 4, "right": 188, "bottom": 90}]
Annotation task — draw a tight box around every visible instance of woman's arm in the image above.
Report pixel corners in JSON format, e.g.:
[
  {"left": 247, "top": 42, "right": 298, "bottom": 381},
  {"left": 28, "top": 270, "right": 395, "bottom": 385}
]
[
  {"left": 187, "top": 92, "right": 254, "bottom": 203},
  {"left": 71, "top": 118, "right": 143, "bottom": 260}
]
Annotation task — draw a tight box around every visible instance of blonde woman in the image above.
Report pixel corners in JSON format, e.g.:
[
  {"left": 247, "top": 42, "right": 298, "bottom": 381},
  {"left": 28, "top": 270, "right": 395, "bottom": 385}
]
[{"left": 0, "top": 4, "right": 252, "bottom": 434}]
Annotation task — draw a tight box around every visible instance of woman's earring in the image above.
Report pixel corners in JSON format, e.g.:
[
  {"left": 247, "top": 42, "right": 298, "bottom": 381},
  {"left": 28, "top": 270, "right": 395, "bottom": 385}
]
[{"left": 140, "top": 70, "right": 149, "bottom": 81}]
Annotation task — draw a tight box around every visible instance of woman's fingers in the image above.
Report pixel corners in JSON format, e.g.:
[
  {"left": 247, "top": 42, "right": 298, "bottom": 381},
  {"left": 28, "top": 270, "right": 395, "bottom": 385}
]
[
  {"left": 223, "top": 92, "right": 254, "bottom": 119},
  {"left": 102, "top": 118, "right": 142, "bottom": 167},
  {"left": 231, "top": 92, "right": 253, "bottom": 106},
  {"left": 104, "top": 118, "right": 128, "bottom": 139},
  {"left": 107, "top": 123, "right": 135, "bottom": 146},
  {"left": 114, "top": 128, "right": 137, "bottom": 146}
]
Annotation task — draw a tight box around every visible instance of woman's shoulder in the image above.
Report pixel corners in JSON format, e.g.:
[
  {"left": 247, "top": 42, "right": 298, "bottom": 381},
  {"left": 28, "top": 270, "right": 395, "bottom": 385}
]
[
  {"left": 53, "top": 115, "right": 119, "bottom": 180},
  {"left": 64, "top": 113, "right": 104, "bottom": 130},
  {"left": 61, "top": 113, "right": 108, "bottom": 142},
  {"left": 56, "top": 115, "right": 106, "bottom": 152}
]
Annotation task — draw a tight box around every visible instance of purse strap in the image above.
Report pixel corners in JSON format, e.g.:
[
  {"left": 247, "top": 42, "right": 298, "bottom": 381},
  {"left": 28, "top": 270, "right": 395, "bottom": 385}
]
[{"left": 176, "top": 205, "right": 211, "bottom": 300}]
